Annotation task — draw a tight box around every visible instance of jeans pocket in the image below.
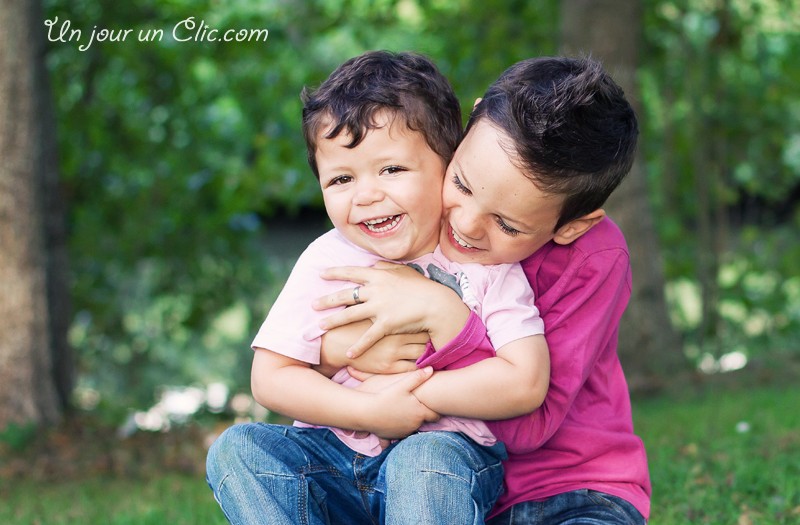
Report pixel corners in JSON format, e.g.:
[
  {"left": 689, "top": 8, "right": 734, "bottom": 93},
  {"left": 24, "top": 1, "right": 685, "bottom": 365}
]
[{"left": 585, "top": 490, "right": 644, "bottom": 525}]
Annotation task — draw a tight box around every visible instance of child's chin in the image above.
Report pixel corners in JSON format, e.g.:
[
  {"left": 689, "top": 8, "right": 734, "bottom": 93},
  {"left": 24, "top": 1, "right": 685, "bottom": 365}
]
[
  {"left": 373, "top": 246, "right": 413, "bottom": 261},
  {"left": 441, "top": 242, "right": 475, "bottom": 263}
]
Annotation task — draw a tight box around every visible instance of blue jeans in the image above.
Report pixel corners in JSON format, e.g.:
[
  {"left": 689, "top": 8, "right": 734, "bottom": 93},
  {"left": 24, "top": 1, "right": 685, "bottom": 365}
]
[
  {"left": 487, "top": 489, "right": 645, "bottom": 525},
  {"left": 206, "top": 423, "right": 506, "bottom": 525}
]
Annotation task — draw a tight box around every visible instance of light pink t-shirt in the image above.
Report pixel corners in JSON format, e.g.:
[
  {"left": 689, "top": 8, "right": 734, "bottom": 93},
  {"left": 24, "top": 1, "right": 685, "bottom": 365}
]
[{"left": 252, "top": 229, "right": 544, "bottom": 456}]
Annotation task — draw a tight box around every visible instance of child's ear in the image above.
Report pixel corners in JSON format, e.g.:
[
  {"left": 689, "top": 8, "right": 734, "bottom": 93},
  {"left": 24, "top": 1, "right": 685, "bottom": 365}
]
[
  {"left": 473, "top": 97, "right": 482, "bottom": 109},
  {"left": 553, "top": 209, "right": 606, "bottom": 245}
]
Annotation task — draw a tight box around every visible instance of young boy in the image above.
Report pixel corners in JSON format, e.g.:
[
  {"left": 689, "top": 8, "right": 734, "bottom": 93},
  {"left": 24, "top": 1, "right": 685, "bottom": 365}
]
[{"left": 207, "top": 51, "right": 551, "bottom": 524}]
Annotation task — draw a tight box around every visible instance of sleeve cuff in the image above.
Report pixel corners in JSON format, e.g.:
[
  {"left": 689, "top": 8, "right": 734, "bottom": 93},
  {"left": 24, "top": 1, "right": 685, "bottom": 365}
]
[{"left": 416, "top": 311, "right": 490, "bottom": 370}]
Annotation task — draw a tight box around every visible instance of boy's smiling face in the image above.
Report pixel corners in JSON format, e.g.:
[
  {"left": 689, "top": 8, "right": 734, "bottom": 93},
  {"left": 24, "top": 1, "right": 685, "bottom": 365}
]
[
  {"left": 316, "top": 111, "right": 446, "bottom": 261},
  {"left": 439, "top": 120, "right": 566, "bottom": 265}
]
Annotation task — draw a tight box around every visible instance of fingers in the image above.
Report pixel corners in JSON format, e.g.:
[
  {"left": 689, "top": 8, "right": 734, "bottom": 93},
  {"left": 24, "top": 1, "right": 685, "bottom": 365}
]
[
  {"left": 351, "top": 285, "right": 363, "bottom": 305},
  {"left": 400, "top": 367, "right": 438, "bottom": 422},
  {"left": 390, "top": 359, "right": 421, "bottom": 373},
  {"left": 423, "top": 408, "right": 441, "bottom": 423},
  {"left": 313, "top": 286, "right": 368, "bottom": 311},
  {"left": 347, "top": 325, "right": 386, "bottom": 358},
  {"left": 314, "top": 266, "right": 376, "bottom": 311},
  {"left": 318, "top": 306, "right": 370, "bottom": 332},
  {"left": 371, "top": 260, "right": 405, "bottom": 270},
  {"left": 402, "top": 366, "right": 433, "bottom": 389},
  {"left": 315, "top": 262, "right": 415, "bottom": 311},
  {"left": 319, "top": 266, "right": 375, "bottom": 283},
  {"left": 320, "top": 262, "right": 405, "bottom": 283},
  {"left": 397, "top": 342, "right": 426, "bottom": 362},
  {"left": 346, "top": 366, "right": 374, "bottom": 381},
  {"left": 350, "top": 357, "right": 417, "bottom": 376}
]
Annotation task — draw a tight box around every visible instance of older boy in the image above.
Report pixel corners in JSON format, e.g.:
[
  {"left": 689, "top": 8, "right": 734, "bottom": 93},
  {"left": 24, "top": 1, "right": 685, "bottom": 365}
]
[{"left": 316, "top": 56, "right": 651, "bottom": 524}]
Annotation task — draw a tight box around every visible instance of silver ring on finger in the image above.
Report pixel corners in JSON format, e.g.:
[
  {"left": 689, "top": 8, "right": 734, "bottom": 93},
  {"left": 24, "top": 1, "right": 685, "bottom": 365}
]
[{"left": 352, "top": 285, "right": 363, "bottom": 305}]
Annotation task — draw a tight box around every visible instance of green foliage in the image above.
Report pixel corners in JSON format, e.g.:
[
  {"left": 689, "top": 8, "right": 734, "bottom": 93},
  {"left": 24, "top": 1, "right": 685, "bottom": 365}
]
[
  {"left": 0, "top": 422, "right": 37, "bottom": 453},
  {"left": 641, "top": 0, "right": 800, "bottom": 260},
  {"left": 46, "top": 0, "right": 303, "bottom": 407},
  {"left": 665, "top": 222, "right": 800, "bottom": 368},
  {"left": 43, "top": 0, "right": 561, "bottom": 413},
  {"left": 43, "top": 0, "right": 800, "bottom": 414},
  {"left": 641, "top": 0, "right": 800, "bottom": 362}
]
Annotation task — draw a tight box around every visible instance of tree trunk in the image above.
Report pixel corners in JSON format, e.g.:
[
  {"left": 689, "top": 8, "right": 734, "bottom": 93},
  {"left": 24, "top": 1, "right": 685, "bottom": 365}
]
[
  {"left": 0, "top": 0, "right": 67, "bottom": 428},
  {"left": 39, "top": 12, "right": 74, "bottom": 412},
  {"left": 560, "top": 0, "right": 685, "bottom": 391}
]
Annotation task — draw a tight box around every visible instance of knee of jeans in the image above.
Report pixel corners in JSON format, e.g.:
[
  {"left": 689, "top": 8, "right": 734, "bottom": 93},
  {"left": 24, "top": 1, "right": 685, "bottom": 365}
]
[
  {"left": 386, "top": 432, "right": 477, "bottom": 478},
  {"left": 207, "top": 424, "right": 248, "bottom": 481},
  {"left": 208, "top": 424, "right": 276, "bottom": 479},
  {"left": 209, "top": 423, "right": 309, "bottom": 481}
]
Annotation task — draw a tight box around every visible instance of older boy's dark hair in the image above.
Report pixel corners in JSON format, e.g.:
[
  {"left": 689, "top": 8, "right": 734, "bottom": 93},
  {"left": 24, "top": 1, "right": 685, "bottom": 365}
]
[
  {"left": 466, "top": 56, "right": 638, "bottom": 231},
  {"left": 301, "top": 51, "right": 462, "bottom": 178}
]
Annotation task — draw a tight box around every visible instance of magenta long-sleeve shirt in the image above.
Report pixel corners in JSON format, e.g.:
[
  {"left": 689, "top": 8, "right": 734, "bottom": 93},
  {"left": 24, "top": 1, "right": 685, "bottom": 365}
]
[{"left": 417, "top": 217, "right": 651, "bottom": 519}]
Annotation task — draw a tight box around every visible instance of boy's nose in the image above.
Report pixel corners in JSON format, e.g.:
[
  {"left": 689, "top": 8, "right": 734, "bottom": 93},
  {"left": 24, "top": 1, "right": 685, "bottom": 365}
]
[
  {"left": 453, "top": 209, "right": 484, "bottom": 241},
  {"left": 352, "top": 179, "right": 384, "bottom": 206}
]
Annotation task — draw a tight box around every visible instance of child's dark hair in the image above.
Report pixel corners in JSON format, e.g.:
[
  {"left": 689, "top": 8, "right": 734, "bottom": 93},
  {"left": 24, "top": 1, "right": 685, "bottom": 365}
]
[
  {"left": 466, "top": 56, "right": 638, "bottom": 231},
  {"left": 301, "top": 50, "right": 462, "bottom": 178}
]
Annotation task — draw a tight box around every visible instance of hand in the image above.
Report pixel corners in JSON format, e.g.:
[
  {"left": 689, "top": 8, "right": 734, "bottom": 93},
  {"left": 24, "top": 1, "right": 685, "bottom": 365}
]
[
  {"left": 348, "top": 366, "right": 414, "bottom": 392},
  {"left": 318, "top": 320, "right": 428, "bottom": 376},
  {"left": 358, "top": 366, "right": 440, "bottom": 439},
  {"left": 313, "top": 261, "right": 468, "bottom": 357},
  {"left": 349, "top": 331, "right": 428, "bottom": 374}
]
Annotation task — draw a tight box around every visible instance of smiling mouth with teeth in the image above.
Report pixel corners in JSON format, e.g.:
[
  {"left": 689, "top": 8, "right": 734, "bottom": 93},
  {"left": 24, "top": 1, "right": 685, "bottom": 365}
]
[
  {"left": 362, "top": 215, "right": 401, "bottom": 233},
  {"left": 451, "top": 227, "right": 476, "bottom": 249}
]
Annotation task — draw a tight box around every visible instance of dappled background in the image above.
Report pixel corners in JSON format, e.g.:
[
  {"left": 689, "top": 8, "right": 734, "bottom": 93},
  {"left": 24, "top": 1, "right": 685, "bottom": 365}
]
[
  {"left": 38, "top": 0, "right": 800, "bottom": 414},
  {"left": 1, "top": 0, "right": 799, "bottom": 523}
]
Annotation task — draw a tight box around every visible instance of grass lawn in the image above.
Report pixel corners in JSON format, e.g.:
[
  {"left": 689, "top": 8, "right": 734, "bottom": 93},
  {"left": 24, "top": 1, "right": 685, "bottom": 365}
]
[
  {"left": 0, "top": 473, "right": 226, "bottom": 525},
  {"left": 633, "top": 381, "right": 800, "bottom": 524},
  {"left": 2, "top": 381, "right": 799, "bottom": 524}
]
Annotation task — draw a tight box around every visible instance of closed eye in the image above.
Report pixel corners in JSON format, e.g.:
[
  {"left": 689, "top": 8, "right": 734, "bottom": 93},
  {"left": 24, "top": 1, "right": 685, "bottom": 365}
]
[
  {"left": 451, "top": 174, "right": 471, "bottom": 195},
  {"left": 495, "top": 217, "right": 521, "bottom": 236}
]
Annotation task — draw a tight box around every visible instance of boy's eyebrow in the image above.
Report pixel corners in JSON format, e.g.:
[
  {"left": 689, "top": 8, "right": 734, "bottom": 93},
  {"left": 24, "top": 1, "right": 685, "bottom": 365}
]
[
  {"left": 316, "top": 163, "right": 349, "bottom": 175},
  {"left": 371, "top": 155, "right": 406, "bottom": 165}
]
